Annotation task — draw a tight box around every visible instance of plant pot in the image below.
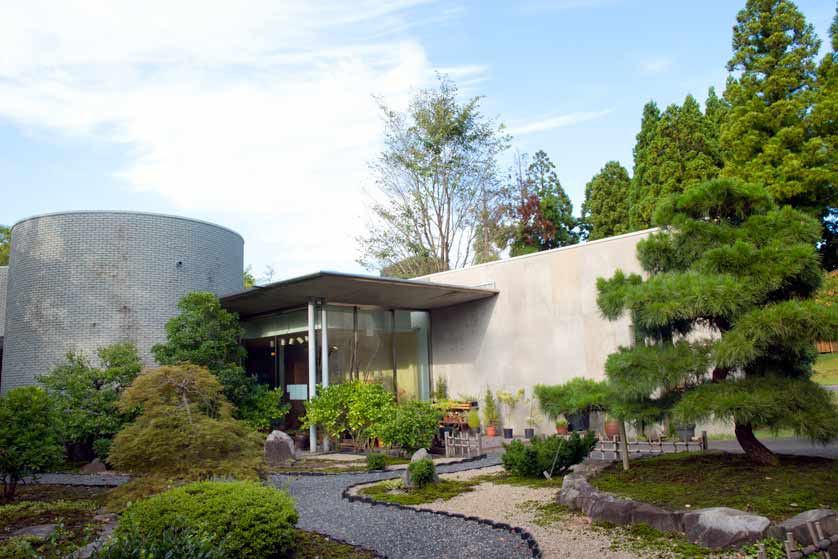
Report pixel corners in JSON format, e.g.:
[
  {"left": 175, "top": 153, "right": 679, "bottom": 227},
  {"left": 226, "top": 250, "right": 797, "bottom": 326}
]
[
  {"left": 524, "top": 428, "right": 535, "bottom": 439},
  {"left": 567, "top": 411, "right": 590, "bottom": 432},
  {"left": 555, "top": 425, "right": 569, "bottom": 435},
  {"left": 675, "top": 424, "right": 696, "bottom": 442},
  {"left": 503, "top": 428, "right": 513, "bottom": 439},
  {"left": 604, "top": 419, "right": 621, "bottom": 440},
  {"left": 486, "top": 425, "right": 497, "bottom": 437}
]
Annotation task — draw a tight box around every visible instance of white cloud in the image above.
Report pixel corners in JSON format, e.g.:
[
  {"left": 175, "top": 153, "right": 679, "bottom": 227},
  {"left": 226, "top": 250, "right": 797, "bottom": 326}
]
[
  {"left": 508, "top": 109, "right": 612, "bottom": 136},
  {"left": 0, "top": 0, "right": 478, "bottom": 277}
]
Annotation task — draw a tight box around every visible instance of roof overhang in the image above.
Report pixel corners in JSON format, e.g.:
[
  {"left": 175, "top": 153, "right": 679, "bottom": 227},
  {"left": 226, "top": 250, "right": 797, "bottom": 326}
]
[{"left": 220, "top": 271, "right": 498, "bottom": 318}]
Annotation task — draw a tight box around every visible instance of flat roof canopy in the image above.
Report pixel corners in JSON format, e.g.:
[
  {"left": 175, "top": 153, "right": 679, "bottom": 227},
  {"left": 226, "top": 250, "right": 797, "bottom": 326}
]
[{"left": 220, "top": 271, "right": 498, "bottom": 318}]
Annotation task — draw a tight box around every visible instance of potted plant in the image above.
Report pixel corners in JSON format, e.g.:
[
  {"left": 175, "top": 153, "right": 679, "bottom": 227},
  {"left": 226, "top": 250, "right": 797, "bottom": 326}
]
[
  {"left": 497, "top": 388, "right": 524, "bottom": 439},
  {"left": 467, "top": 409, "right": 481, "bottom": 434},
  {"left": 603, "top": 414, "right": 621, "bottom": 440},
  {"left": 555, "top": 417, "right": 569, "bottom": 435},
  {"left": 483, "top": 388, "right": 499, "bottom": 437},
  {"left": 523, "top": 396, "right": 542, "bottom": 439}
]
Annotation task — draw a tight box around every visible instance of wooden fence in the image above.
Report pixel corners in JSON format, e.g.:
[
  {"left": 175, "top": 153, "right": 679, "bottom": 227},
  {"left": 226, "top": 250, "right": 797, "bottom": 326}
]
[
  {"left": 756, "top": 520, "right": 837, "bottom": 558},
  {"left": 444, "top": 432, "right": 482, "bottom": 458},
  {"left": 817, "top": 340, "right": 837, "bottom": 354},
  {"left": 593, "top": 432, "right": 708, "bottom": 460}
]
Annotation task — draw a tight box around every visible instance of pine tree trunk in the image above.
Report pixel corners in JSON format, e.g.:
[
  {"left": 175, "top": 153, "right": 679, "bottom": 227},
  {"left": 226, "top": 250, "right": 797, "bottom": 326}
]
[{"left": 734, "top": 423, "right": 779, "bottom": 466}]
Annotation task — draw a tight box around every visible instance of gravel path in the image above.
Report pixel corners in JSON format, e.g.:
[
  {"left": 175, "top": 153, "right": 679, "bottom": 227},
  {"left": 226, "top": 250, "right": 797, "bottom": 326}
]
[
  {"left": 271, "top": 455, "right": 533, "bottom": 559},
  {"left": 410, "top": 466, "right": 639, "bottom": 559},
  {"left": 23, "top": 473, "right": 132, "bottom": 486}
]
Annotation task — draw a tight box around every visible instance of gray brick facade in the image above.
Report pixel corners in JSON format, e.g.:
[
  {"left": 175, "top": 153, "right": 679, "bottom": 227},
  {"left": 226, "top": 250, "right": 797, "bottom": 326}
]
[
  {"left": 0, "top": 211, "right": 243, "bottom": 394},
  {"left": 0, "top": 266, "right": 7, "bottom": 339}
]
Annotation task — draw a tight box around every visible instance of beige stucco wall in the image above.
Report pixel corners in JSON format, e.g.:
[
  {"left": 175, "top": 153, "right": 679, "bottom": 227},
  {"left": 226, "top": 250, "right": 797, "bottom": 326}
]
[{"left": 421, "top": 230, "right": 654, "bottom": 435}]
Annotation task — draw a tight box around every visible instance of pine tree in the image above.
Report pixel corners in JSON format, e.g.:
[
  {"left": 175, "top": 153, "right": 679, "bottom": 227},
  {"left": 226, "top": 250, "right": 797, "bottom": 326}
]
[
  {"left": 581, "top": 161, "right": 632, "bottom": 240},
  {"left": 508, "top": 150, "right": 579, "bottom": 255},
  {"left": 628, "top": 101, "right": 660, "bottom": 230},
  {"left": 629, "top": 95, "right": 722, "bottom": 228},
  {"left": 720, "top": 0, "right": 821, "bottom": 208},
  {"left": 805, "top": 8, "right": 838, "bottom": 270},
  {"left": 598, "top": 179, "right": 838, "bottom": 466}
]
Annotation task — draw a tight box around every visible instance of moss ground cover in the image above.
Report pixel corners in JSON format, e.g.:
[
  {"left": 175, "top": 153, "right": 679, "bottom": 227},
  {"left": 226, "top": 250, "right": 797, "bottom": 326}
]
[
  {"left": 591, "top": 452, "right": 838, "bottom": 521},
  {"left": 358, "top": 478, "right": 479, "bottom": 505},
  {"left": 470, "top": 471, "right": 565, "bottom": 489},
  {"left": 291, "top": 531, "right": 378, "bottom": 559},
  {"left": 814, "top": 353, "right": 838, "bottom": 385}
]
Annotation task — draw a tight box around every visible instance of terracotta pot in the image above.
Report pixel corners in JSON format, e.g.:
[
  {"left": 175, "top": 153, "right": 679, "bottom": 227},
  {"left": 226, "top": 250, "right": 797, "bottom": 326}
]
[
  {"left": 604, "top": 419, "right": 621, "bottom": 439},
  {"left": 486, "top": 425, "right": 497, "bottom": 437},
  {"left": 555, "top": 425, "right": 569, "bottom": 435}
]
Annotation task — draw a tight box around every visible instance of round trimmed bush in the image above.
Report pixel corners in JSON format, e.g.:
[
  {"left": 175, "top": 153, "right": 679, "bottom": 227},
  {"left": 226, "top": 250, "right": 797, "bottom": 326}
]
[
  {"left": 366, "top": 452, "right": 387, "bottom": 471},
  {"left": 117, "top": 481, "right": 298, "bottom": 559},
  {"left": 408, "top": 458, "right": 436, "bottom": 488}
]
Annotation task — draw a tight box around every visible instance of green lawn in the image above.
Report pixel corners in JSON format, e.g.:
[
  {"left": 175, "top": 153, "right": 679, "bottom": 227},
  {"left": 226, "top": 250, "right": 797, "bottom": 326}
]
[
  {"left": 590, "top": 451, "right": 838, "bottom": 521},
  {"left": 814, "top": 353, "right": 838, "bottom": 385},
  {"left": 358, "top": 478, "right": 479, "bottom": 505}
]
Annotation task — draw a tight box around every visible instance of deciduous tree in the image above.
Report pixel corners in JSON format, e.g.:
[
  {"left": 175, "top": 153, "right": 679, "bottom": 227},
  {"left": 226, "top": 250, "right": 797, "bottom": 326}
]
[
  {"left": 0, "top": 225, "right": 9, "bottom": 266},
  {"left": 598, "top": 179, "right": 838, "bottom": 466},
  {"left": 358, "top": 76, "right": 509, "bottom": 275}
]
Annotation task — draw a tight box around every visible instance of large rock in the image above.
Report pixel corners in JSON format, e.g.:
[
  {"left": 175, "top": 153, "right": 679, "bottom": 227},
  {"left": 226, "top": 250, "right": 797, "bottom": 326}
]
[
  {"left": 80, "top": 458, "right": 108, "bottom": 474},
  {"left": 772, "top": 509, "right": 838, "bottom": 546},
  {"left": 683, "top": 507, "right": 771, "bottom": 549},
  {"left": 13, "top": 524, "right": 57, "bottom": 539},
  {"left": 410, "top": 448, "right": 430, "bottom": 462},
  {"left": 264, "top": 430, "right": 296, "bottom": 465},
  {"left": 401, "top": 448, "right": 438, "bottom": 488}
]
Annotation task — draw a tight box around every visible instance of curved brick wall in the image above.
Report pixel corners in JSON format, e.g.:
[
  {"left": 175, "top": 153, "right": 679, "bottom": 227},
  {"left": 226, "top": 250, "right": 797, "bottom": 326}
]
[{"left": 0, "top": 211, "right": 243, "bottom": 393}]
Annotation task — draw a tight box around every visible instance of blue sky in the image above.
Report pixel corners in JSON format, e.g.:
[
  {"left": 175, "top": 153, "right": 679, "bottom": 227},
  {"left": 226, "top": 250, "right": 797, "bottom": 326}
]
[{"left": 0, "top": 0, "right": 834, "bottom": 279}]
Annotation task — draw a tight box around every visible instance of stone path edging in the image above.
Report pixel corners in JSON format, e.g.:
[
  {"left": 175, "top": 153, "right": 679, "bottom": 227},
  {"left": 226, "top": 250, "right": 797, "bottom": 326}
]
[{"left": 341, "top": 478, "right": 542, "bottom": 559}]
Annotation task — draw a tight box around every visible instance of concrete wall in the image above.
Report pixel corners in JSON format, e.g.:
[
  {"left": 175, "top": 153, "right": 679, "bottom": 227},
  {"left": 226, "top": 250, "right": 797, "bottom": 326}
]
[
  {"left": 422, "top": 230, "right": 653, "bottom": 434},
  {"left": 0, "top": 211, "right": 244, "bottom": 394},
  {"left": 0, "top": 266, "right": 7, "bottom": 338}
]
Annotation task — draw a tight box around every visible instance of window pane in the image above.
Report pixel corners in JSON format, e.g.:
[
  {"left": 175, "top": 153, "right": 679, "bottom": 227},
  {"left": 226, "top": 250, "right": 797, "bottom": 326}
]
[
  {"left": 394, "top": 310, "right": 430, "bottom": 401},
  {"left": 356, "top": 309, "right": 395, "bottom": 394}
]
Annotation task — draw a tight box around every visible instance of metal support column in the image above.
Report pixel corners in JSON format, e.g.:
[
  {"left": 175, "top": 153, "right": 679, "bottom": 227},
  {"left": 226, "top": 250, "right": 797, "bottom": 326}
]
[
  {"left": 308, "top": 300, "right": 317, "bottom": 453},
  {"left": 320, "top": 301, "right": 330, "bottom": 452}
]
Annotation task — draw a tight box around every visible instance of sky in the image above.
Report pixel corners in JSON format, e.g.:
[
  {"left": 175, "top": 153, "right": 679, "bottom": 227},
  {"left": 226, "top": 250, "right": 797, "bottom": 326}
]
[{"left": 0, "top": 0, "right": 834, "bottom": 280}]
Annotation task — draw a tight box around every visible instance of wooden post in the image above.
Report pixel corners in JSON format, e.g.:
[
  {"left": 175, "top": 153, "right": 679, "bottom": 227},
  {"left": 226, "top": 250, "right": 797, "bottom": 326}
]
[
  {"left": 701, "top": 430, "right": 708, "bottom": 451},
  {"left": 618, "top": 419, "right": 630, "bottom": 471}
]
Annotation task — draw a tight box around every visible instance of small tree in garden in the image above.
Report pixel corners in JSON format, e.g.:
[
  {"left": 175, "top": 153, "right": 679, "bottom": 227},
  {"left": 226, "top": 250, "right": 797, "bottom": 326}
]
[
  {"left": 303, "top": 381, "right": 395, "bottom": 452},
  {"left": 597, "top": 178, "right": 838, "bottom": 466},
  {"left": 0, "top": 387, "right": 65, "bottom": 500},
  {"left": 534, "top": 378, "right": 611, "bottom": 421},
  {"left": 379, "top": 401, "right": 443, "bottom": 452},
  {"left": 108, "top": 364, "right": 263, "bottom": 480},
  {"left": 38, "top": 342, "right": 143, "bottom": 460}
]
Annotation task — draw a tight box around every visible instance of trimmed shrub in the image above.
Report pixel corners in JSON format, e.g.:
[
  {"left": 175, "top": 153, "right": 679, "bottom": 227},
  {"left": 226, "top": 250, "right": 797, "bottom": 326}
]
[
  {"left": 366, "top": 453, "right": 387, "bottom": 471},
  {"left": 92, "top": 524, "right": 224, "bottom": 559},
  {"left": 0, "top": 387, "right": 65, "bottom": 500},
  {"left": 408, "top": 459, "right": 436, "bottom": 488},
  {"left": 502, "top": 432, "right": 598, "bottom": 478},
  {"left": 534, "top": 379, "right": 611, "bottom": 419},
  {"left": 107, "top": 365, "right": 264, "bottom": 480},
  {"left": 379, "top": 401, "right": 442, "bottom": 452},
  {"left": 117, "top": 481, "right": 298, "bottom": 559}
]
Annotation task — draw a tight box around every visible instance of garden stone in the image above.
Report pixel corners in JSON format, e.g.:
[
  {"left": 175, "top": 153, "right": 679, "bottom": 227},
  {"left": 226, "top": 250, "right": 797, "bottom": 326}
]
[
  {"left": 773, "top": 509, "right": 838, "bottom": 546},
  {"left": 683, "top": 507, "right": 771, "bottom": 549},
  {"left": 265, "top": 430, "right": 296, "bottom": 465},
  {"left": 80, "top": 458, "right": 108, "bottom": 474},
  {"left": 401, "top": 448, "right": 438, "bottom": 488},
  {"left": 410, "top": 448, "right": 430, "bottom": 462},
  {"left": 13, "top": 524, "right": 57, "bottom": 539}
]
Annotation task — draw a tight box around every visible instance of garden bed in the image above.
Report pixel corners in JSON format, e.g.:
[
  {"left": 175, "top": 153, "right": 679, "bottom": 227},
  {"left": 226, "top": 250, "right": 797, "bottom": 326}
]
[{"left": 589, "top": 451, "right": 838, "bottom": 521}]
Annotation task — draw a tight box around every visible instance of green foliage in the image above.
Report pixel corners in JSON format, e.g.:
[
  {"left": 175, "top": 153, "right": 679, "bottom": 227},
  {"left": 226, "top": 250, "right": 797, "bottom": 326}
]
[
  {"left": 629, "top": 95, "right": 722, "bottom": 229},
  {"left": 0, "top": 387, "right": 64, "bottom": 500},
  {"left": 534, "top": 378, "right": 612, "bottom": 419},
  {"left": 303, "top": 381, "right": 395, "bottom": 452},
  {"left": 581, "top": 161, "right": 632, "bottom": 240},
  {"left": 0, "top": 499, "right": 96, "bottom": 524},
  {"left": 501, "top": 432, "right": 597, "bottom": 478},
  {"left": 92, "top": 438, "right": 112, "bottom": 461},
  {"left": 152, "top": 292, "right": 263, "bottom": 412},
  {"left": 38, "top": 342, "right": 142, "bottom": 459},
  {"left": 358, "top": 75, "right": 510, "bottom": 275},
  {"left": 597, "top": 178, "right": 838, "bottom": 464},
  {"left": 433, "top": 376, "right": 448, "bottom": 401},
  {"left": 243, "top": 266, "right": 256, "bottom": 288},
  {"left": 0, "top": 225, "right": 9, "bottom": 266},
  {"left": 238, "top": 386, "right": 290, "bottom": 433},
  {"left": 366, "top": 453, "right": 387, "bottom": 471},
  {"left": 467, "top": 409, "right": 481, "bottom": 430},
  {"left": 117, "top": 481, "right": 298, "bottom": 559},
  {"left": 359, "top": 478, "right": 476, "bottom": 505},
  {"left": 482, "top": 388, "right": 499, "bottom": 426},
  {"left": 107, "top": 364, "right": 264, "bottom": 480},
  {"left": 92, "top": 524, "right": 224, "bottom": 559},
  {"left": 506, "top": 150, "right": 579, "bottom": 256},
  {"left": 407, "top": 458, "right": 436, "bottom": 488},
  {"left": 379, "top": 400, "right": 442, "bottom": 452}
]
